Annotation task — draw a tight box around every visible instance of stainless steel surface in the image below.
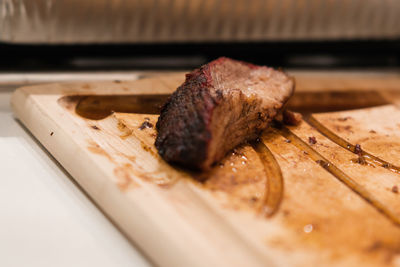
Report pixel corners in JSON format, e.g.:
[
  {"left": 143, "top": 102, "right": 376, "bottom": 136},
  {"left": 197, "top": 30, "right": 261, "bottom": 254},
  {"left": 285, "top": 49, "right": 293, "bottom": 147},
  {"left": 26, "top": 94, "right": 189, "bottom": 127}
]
[{"left": 1, "top": 0, "right": 400, "bottom": 44}]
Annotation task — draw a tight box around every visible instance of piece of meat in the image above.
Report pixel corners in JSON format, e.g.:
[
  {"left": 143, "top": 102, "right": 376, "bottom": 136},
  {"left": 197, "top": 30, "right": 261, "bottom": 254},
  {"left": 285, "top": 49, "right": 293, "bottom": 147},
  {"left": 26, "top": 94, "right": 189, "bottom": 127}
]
[
  {"left": 155, "top": 57, "right": 294, "bottom": 171},
  {"left": 282, "top": 110, "right": 302, "bottom": 126}
]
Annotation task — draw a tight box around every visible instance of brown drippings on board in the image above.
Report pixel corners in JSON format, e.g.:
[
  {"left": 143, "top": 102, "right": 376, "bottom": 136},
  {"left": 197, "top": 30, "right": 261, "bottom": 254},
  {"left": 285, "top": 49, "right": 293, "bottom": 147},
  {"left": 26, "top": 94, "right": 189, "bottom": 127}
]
[
  {"left": 55, "top": 90, "right": 400, "bottom": 265},
  {"left": 199, "top": 145, "right": 267, "bottom": 211},
  {"left": 57, "top": 89, "right": 392, "bottom": 122},
  {"left": 113, "top": 163, "right": 139, "bottom": 191},
  {"left": 73, "top": 94, "right": 169, "bottom": 120},
  {"left": 251, "top": 136, "right": 284, "bottom": 217},
  {"left": 113, "top": 114, "right": 186, "bottom": 188},
  {"left": 392, "top": 186, "right": 399, "bottom": 194},
  {"left": 275, "top": 124, "right": 400, "bottom": 227},
  {"left": 351, "top": 156, "right": 371, "bottom": 166},
  {"left": 57, "top": 95, "right": 82, "bottom": 111},
  {"left": 117, "top": 121, "right": 133, "bottom": 139},
  {"left": 87, "top": 141, "right": 114, "bottom": 163},
  {"left": 306, "top": 115, "right": 400, "bottom": 176},
  {"left": 286, "top": 90, "right": 389, "bottom": 113},
  {"left": 141, "top": 142, "right": 157, "bottom": 157},
  {"left": 265, "top": 127, "right": 400, "bottom": 266}
]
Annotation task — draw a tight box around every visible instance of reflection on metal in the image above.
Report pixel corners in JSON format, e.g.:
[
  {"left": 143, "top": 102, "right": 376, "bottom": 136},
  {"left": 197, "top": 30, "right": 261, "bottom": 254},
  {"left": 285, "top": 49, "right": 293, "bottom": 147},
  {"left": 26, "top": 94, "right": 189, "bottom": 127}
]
[{"left": 1, "top": 0, "right": 400, "bottom": 43}]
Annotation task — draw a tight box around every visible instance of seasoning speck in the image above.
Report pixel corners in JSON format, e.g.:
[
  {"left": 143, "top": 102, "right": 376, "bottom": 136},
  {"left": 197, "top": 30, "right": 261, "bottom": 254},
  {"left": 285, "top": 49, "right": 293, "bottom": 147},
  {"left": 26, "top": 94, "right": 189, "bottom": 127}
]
[
  {"left": 338, "top": 117, "right": 350, "bottom": 122},
  {"left": 354, "top": 144, "right": 362, "bottom": 154},
  {"left": 308, "top": 136, "right": 317, "bottom": 144},
  {"left": 50, "top": 132, "right": 54, "bottom": 136},
  {"left": 284, "top": 139, "right": 291, "bottom": 143},
  {"left": 139, "top": 121, "right": 153, "bottom": 130},
  {"left": 303, "top": 224, "right": 313, "bottom": 233},
  {"left": 91, "top": 125, "right": 100, "bottom": 130},
  {"left": 392, "top": 185, "right": 399, "bottom": 194}
]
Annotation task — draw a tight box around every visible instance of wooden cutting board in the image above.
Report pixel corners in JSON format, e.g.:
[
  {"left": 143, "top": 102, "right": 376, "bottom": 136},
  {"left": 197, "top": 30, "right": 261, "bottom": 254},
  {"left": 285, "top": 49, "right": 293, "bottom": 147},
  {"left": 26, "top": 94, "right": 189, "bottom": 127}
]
[{"left": 11, "top": 71, "right": 400, "bottom": 267}]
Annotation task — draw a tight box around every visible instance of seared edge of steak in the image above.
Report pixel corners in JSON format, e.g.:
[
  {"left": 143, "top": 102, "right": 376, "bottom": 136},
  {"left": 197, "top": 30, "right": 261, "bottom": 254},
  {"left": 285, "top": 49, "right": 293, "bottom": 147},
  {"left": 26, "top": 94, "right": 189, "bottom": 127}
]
[
  {"left": 155, "top": 57, "right": 294, "bottom": 171},
  {"left": 155, "top": 66, "right": 220, "bottom": 170}
]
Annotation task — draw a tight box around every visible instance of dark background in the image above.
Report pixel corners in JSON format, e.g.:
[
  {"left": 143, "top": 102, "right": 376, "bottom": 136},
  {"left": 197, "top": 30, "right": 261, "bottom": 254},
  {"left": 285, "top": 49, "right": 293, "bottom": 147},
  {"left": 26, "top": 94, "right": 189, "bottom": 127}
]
[{"left": 1, "top": 40, "right": 399, "bottom": 71}]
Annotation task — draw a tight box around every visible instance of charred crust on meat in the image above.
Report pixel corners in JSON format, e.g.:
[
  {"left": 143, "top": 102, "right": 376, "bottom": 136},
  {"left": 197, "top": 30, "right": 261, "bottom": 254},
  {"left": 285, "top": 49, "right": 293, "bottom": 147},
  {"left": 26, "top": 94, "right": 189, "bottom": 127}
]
[
  {"left": 155, "top": 57, "right": 294, "bottom": 171},
  {"left": 155, "top": 79, "right": 216, "bottom": 169}
]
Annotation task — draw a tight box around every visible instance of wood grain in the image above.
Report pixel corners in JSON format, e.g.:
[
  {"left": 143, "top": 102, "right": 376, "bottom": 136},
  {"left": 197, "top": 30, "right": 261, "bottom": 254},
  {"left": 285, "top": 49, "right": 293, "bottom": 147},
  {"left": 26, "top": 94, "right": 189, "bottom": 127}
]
[{"left": 11, "top": 71, "right": 400, "bottom": 267}]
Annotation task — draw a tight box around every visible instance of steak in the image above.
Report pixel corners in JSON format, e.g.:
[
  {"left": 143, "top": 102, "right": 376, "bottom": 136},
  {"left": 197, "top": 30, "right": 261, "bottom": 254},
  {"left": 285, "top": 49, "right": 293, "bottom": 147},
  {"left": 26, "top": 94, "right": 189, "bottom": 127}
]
[{"left": 155, "top": 57, "right": 294, "bottom": 171}]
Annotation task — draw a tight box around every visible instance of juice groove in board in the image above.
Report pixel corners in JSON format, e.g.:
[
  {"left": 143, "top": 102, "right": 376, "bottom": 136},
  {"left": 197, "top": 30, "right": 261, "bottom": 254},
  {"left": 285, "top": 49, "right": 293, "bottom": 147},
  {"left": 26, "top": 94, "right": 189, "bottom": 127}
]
[
  {"left": 274, "top": 124, "right": 400, "bottom": 227},
  {"left": 251, "top": 138, "right": 284, "bottom": 217},
  {"left": 74, "top": 95, "right": 170, "bottom": 120},
  {"left": 67, "top": 93, "right": 398, "bottom": 221},
  {"left": 306, "top": 115, "right": 400, "bottom": 175}
]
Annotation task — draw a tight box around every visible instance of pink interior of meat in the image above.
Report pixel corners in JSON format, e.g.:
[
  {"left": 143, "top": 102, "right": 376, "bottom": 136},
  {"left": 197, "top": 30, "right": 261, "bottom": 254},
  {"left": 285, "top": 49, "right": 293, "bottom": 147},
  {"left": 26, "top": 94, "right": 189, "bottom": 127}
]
[
  {"left": 202, "top": 58, "right": 294, "bottom": 169},
  {"left": 210, "top": 59, "right": 293, "bottom": 106}
]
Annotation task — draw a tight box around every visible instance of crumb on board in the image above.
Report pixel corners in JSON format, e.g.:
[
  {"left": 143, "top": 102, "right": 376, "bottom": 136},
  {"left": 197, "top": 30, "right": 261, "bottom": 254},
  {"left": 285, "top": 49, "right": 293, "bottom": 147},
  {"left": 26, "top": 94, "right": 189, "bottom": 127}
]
[
  {"left": 308, "top": 136, "right": 317, "bottom": 145},
  {"left": 139, "top": 121, "right": 154, "bottom": 130},
  {"left": 355, "top": 144, "right": 362, "bottom": 154}
]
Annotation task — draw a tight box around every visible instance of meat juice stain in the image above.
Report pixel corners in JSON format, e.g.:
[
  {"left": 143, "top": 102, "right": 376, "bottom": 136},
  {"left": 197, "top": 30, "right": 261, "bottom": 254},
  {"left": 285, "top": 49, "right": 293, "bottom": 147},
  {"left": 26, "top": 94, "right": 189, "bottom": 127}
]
[
  {"left": 66, "top": 94, "right": 170, "bottom": 120},
  {"left": 56, "top": 92, "right": 400, "bottom": 265},
  {"left": 200, "top": 144, "right": 268, "bottom": 211},
  {"left": 306, "top": 115, "right": 400, "bottom": 175},
  {"left": 87, "top": 141, "right": 115, "bottom": 163},
  {"left": 58, "top": 90, "right": 390, "bottom": 121},
  {"left": 58, "top": 92, "right": 400, "bottom": 262},
  {"left": 250, "top": 138, "right": 284, "bottom": 218},
  {"left": 275, "top": 124, "right": 400, "bottom": 227},
  {"left": 59, "top": 93, "right": 400, "bottom": 219},
  {"left": 58, "top": 93, "right": 286, "bottom": 217}
]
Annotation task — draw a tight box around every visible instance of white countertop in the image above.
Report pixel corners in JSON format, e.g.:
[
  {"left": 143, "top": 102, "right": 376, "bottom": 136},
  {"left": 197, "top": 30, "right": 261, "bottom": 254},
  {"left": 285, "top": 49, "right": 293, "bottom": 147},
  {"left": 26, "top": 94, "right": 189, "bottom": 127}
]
[{"left": 0, "top": 73, "right": 153, "bottom": 267}]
